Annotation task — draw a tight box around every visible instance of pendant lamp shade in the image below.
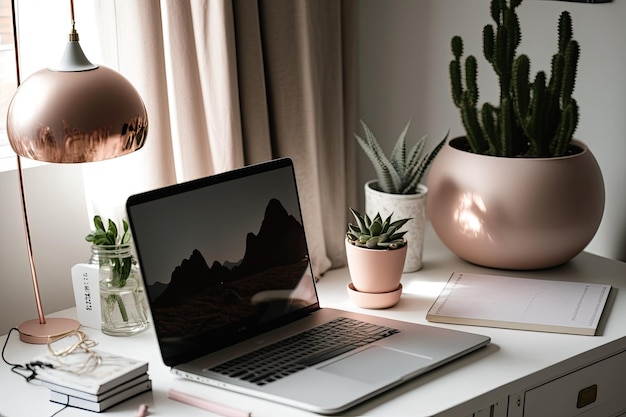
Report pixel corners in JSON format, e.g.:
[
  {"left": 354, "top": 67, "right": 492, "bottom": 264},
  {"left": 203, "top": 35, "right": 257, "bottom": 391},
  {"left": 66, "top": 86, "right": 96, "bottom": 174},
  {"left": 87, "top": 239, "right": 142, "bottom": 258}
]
[{"left": 7, "top": 40, "right": 148, "bottom": 163}]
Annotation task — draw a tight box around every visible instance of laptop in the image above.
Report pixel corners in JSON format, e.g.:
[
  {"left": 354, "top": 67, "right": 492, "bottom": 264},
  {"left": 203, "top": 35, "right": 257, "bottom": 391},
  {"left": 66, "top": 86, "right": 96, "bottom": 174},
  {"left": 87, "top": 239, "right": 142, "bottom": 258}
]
[{"left": 126, "top": 157, "right": 490, "bottom": 414}]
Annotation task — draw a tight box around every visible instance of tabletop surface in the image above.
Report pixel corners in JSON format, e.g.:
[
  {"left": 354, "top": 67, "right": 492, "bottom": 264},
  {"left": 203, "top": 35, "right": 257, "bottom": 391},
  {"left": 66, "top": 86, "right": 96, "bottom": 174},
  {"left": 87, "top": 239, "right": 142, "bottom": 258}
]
[{"left": 1, "top": 226, "right": 625, "bottom": 417}]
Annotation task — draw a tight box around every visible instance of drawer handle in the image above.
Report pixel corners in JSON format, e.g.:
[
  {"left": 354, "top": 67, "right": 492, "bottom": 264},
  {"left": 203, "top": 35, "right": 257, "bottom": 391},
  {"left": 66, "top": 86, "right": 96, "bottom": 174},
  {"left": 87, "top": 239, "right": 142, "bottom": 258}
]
[{"left": 577, "top": 384, "right": 597, "bottom": 409}]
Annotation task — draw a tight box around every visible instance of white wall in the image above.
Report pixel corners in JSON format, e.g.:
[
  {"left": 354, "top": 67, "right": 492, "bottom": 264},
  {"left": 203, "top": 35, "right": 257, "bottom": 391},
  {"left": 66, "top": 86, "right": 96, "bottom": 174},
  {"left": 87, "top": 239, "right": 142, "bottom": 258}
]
[
  {"left": 358, "top": 0, "right": 626, "bottom": 262},
  {"left": 0, "top": 164, "right": 90, "bottom": 335}
]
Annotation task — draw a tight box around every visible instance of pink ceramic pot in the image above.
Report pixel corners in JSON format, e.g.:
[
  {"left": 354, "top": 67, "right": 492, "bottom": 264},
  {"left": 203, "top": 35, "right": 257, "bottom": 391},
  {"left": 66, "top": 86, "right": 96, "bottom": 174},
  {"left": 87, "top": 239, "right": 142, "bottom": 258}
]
[
  {"left": 345, "top": 239, "right": 407, "bottom": 293},
  {"left": 426, "top": 138, "right": 605, "bottom": 270}
]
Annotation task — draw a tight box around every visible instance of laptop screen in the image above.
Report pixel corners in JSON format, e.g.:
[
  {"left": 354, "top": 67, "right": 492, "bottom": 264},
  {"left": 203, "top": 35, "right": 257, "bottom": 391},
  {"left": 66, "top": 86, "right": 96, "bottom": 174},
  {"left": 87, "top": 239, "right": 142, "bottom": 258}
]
[{"left": 126, "top": 158, "right": 320, "bottom": 366}]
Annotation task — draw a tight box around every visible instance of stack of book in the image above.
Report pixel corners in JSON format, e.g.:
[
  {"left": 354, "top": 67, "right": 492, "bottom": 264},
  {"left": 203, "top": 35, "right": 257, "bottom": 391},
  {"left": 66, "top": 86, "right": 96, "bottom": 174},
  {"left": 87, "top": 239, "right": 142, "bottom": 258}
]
[{"left": 33, "top": 350, "right": 151, "bottom": 412}]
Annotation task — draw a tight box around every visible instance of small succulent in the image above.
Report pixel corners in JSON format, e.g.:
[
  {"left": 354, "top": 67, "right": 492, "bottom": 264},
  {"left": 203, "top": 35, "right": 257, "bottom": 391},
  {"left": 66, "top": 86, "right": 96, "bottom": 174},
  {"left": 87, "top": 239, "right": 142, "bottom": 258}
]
[
  {"left": 346, "top": 208, "right": 410, "bottom": 249},
  {"left": 355, "top": 120, "right": 447, "bottom": 194}
]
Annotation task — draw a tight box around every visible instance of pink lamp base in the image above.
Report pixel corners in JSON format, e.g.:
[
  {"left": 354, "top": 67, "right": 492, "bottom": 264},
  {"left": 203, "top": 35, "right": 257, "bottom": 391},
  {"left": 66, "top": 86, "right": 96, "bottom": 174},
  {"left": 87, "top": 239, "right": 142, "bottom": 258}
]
[{"left": 18, "top": 317, "right": 81, "bottom": 344}]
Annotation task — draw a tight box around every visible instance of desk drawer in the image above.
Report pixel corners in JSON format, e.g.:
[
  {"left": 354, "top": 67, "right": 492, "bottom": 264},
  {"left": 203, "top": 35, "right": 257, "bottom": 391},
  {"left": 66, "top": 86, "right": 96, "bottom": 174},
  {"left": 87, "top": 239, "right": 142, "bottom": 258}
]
[{"left": 523, "top": 350, "right": 626, "bottom": 416}]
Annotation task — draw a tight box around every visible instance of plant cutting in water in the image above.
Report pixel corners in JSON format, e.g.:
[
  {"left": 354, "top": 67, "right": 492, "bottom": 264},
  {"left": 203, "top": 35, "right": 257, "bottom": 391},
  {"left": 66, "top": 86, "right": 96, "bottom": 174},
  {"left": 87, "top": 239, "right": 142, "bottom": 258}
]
[{"left": 85, "top": 215, "right": 135, "bottom": 322}]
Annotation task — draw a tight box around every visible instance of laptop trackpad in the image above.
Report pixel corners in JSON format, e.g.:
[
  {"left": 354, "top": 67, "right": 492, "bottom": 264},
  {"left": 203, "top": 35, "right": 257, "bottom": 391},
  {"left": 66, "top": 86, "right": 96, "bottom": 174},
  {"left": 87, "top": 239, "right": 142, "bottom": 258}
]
[{"left": 319, "top": 346, "right": 432, "bottom": 384}]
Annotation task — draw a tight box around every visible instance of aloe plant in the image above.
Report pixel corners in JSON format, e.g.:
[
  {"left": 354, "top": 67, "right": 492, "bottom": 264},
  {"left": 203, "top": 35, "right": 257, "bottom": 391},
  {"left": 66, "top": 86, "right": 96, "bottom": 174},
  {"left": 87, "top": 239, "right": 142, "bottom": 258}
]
[
  {"left": 355, "top": 120, "right": 447, "bottom": 194},
  {"left": 346, "top": 208, "right": 410, "bottom": 249},
  {"left": 449, "top": 0, "right": 579, "bottom": 157}
]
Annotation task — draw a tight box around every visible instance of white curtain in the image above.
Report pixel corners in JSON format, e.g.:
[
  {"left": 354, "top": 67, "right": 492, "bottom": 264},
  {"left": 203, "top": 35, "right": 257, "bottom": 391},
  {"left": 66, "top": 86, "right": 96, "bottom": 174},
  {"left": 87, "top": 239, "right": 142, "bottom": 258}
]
[{"left": 82, "top": 0, "right": 357, "bottom": 277}]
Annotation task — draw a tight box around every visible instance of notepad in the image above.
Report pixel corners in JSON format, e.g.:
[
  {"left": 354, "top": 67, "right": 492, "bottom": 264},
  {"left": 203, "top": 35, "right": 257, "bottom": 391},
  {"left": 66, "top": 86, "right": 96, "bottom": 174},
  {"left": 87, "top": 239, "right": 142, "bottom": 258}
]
[{"left": 427, "top": 272, "right": 611, "bottom": 335}]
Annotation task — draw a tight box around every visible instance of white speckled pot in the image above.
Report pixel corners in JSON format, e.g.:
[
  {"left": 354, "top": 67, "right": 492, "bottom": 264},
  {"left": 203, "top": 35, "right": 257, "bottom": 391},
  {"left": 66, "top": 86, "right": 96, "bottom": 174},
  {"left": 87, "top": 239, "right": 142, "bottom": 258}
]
[{"left": 364, "top": 180, "right": 428, "bottom": 272}]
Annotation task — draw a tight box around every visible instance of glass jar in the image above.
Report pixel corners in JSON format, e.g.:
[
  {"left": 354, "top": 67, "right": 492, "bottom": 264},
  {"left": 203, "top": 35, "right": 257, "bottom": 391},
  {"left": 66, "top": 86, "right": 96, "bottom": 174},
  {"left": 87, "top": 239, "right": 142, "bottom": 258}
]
[{"left": 89, "top": 244, "right": 149, "bottom": 336}]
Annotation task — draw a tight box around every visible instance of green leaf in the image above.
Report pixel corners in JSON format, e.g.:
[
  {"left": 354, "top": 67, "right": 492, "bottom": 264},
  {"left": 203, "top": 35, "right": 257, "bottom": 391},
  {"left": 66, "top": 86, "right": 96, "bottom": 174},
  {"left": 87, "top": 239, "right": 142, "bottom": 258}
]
[
  {"left": 369, "top": 220, "right": 383, "bottom": 236},
  {"left": 350, "top": 208, "right": 369, "bottom": 234},
  {"left": 348, "top": 223, "right": 361, "bottom": 235},
  {"left": 389, "top": 218, "right": 411, "bottom": 231},
  {"left": 366, "top": 237, "right": 380, "bottom": 249},
  {"left": 94, "top": 215, "right": 105, "bottom": 232},
  {"left": 107, "top": 219, "right": 118, "bottom": 242},
  {"left": 86, "top": 216, "right": 134, "bottom": 246},
  {"left": 389, "top": 231, "right": 408, "bottom": 241}
]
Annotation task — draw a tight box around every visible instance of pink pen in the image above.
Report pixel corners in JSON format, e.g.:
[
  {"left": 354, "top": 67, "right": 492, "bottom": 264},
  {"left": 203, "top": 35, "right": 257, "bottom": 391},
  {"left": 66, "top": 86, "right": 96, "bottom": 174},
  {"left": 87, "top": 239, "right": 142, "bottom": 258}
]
[
  {"left": 168, "top": 389, "right": 251, "bottom": 417},
  {"left": 135, "top": 404, "right": 148, "bottom": 417}
]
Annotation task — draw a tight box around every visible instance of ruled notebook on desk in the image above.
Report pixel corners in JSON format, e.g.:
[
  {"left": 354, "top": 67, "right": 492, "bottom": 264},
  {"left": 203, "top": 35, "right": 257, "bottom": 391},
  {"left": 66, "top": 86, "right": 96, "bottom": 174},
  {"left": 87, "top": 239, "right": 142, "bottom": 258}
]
[{"left": 426, "top": 272, "right": 611, "bottom": 335}]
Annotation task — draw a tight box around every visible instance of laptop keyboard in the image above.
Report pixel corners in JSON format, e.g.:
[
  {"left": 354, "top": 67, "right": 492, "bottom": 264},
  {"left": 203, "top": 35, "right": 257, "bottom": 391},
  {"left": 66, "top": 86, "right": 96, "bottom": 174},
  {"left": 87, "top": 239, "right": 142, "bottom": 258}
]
[{"left": 209, "top": 317, "right": 400, "bottom": 386}]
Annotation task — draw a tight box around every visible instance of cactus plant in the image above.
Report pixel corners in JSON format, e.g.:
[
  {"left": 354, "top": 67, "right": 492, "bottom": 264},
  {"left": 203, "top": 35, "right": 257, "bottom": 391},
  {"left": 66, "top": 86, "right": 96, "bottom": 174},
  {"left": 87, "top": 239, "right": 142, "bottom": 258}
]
[
  {"left": 346, "top": 208, "right": 410, "bottom": 249},
  {"left": 449, "top": 0, "right": 579, "bottom": 157},
  {"left": 355, "top": 120, "right": 447, "bottom": 194}
]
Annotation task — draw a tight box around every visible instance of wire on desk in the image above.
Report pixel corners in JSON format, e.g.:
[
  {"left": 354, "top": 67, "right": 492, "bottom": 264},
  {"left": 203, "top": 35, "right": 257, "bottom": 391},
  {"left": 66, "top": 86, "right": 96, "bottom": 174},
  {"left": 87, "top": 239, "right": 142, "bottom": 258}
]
[
  {"left": 2, "top": 327, "right": 101, "bottom": 381},
  {"left": 2, "top": 328, "right": 71, "bottom": 416},
  {"left": 49, "top": 397, "right": 70, "bottom": 417},
  {"left": 2, "top": 327, "right": 38, "bottom": 381}
]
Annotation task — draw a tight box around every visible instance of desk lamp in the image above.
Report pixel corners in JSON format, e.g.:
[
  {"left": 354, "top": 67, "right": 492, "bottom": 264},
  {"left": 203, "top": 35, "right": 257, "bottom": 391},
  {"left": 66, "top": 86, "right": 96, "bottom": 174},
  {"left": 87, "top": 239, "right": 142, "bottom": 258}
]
[{"left": 6, "top": 0, "right": 148, "bottom": 343}]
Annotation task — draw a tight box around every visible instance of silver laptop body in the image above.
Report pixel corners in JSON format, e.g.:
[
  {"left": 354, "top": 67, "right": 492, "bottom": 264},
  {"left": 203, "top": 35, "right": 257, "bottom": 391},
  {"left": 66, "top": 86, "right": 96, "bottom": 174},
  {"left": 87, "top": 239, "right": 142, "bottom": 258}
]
[{"left": 126, "top": 158, "right": 490, "bottom": 414}]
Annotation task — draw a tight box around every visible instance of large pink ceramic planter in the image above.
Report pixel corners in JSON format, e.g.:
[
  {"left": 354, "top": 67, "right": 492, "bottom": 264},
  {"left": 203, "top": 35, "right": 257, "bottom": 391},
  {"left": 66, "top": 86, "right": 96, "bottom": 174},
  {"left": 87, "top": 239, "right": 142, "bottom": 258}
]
[{"left": 426, "top": 138, "right": 605, "bottom": 270}]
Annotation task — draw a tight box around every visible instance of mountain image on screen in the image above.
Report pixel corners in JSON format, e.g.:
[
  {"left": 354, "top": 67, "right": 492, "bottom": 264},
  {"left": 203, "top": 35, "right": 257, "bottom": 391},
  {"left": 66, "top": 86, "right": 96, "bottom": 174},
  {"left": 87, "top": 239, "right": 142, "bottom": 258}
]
[{"left": 147, "top": 198, "right": 310, "bottom": 340}]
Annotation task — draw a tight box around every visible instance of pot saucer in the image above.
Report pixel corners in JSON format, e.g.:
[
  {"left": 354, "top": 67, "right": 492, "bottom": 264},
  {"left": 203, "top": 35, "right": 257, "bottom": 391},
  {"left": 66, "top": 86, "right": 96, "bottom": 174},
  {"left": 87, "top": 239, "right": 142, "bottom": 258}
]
[{"left": 346, "top": 282, "right": 402, "bottom": 309}]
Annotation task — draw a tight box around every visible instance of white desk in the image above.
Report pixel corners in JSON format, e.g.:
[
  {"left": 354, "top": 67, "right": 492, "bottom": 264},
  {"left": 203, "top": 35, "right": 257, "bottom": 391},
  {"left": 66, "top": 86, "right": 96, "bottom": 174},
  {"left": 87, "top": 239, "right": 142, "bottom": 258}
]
[{"left": 2, "top": 227, "right": 626, "bottom": 417}]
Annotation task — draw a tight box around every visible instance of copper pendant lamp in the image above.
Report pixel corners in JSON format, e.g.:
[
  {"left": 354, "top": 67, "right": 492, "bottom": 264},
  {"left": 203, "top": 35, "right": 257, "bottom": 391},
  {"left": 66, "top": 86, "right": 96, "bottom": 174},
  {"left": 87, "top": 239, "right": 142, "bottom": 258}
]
[{"left": 6, "top": 0, "right": 148, "bottom": 343}]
